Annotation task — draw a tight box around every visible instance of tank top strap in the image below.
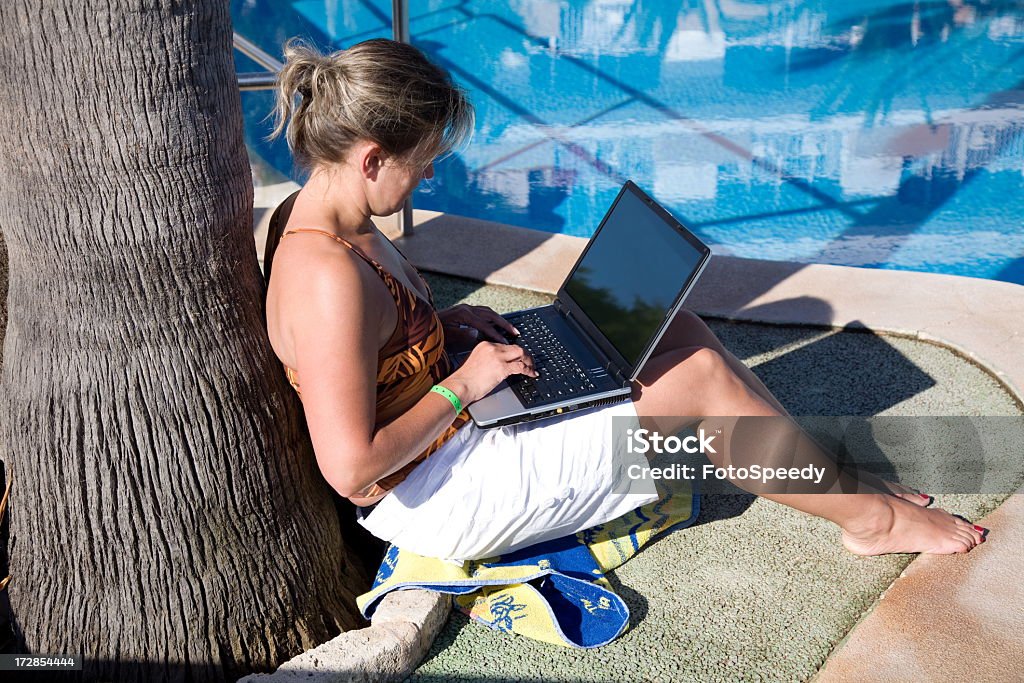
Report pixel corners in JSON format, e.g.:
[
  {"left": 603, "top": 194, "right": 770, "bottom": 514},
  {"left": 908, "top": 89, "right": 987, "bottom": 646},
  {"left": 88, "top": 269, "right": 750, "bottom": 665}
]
[
  {"left": 280, "top": 227, "right": 409, "bottom": 354},
  {"left": 282, "top": 227, "right": 397, "bottom": 286}
]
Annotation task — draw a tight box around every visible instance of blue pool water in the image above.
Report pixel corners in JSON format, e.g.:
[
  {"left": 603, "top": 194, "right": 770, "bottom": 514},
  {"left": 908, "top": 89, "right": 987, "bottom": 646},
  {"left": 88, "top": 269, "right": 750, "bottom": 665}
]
[{"left": 233, "top": 1, "right": 1024, "bottom": 284}]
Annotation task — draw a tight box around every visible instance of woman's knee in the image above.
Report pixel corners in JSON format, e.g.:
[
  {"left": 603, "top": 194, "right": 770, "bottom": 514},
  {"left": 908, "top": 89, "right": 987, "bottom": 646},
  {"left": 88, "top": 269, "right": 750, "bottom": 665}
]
[
  {"left": 673, "top": 309, "right": 707, "bottom": 332},
  {"left": 657, "top": 309, "right": 720, "bottom": 353},
  {"left": 685, "top": 345, "right": 743, "bottom": 389},
  {"left": 637, "top": 345, "right": 733, "bottom": 393},
  {"left": 680, "top": 344, "right": 730, "bottom": 375},
  {"left": 632, "top": 345, "right": 737, "bottom": 422}
]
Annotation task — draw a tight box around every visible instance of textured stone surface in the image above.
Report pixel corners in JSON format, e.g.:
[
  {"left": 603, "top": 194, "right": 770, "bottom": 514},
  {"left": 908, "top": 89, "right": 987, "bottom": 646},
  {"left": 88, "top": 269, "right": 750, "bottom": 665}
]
[
  {"left": 239, "top": 590, "right": 451, "bottom": 683},
  {"left": 403, "top": 274, "right": 1022, "bottom": 683},
  {"left": 244, "top": 208, "right": 1023, "bottom": 682},
  {"left": 816, "top": 489, "right": 1024, "bottom": 683}
]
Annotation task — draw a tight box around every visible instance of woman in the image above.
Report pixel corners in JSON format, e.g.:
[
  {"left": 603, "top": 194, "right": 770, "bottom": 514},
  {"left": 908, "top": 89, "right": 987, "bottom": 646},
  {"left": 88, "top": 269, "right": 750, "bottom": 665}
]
[{"left": 263, "top": 38, "right": 987, "bottom": 562}]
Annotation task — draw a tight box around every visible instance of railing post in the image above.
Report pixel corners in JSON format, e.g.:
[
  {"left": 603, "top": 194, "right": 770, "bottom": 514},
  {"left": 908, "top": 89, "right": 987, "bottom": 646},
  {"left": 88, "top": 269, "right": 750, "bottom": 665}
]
[
  {"left": 392, "top": 0, "right": 410, "bottom": 43},
  {"left": 233, "top": 33, "right": 283, "bottom": 90},
  {"left": 393, "top": 0, "right": 414, "bottom": 236}
]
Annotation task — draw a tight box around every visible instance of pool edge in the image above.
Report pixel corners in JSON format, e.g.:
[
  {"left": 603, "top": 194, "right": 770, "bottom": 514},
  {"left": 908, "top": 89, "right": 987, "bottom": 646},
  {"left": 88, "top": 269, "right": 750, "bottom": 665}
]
[{"left": 377, "top": 207, "right": 1024, "bottom": 404}]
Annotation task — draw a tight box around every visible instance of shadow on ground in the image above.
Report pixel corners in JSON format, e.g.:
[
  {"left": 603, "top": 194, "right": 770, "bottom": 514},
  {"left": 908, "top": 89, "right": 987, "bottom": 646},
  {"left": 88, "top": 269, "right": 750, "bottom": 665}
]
[{"left": 414, "top": 272, "right": 1021, "bottom": 683}]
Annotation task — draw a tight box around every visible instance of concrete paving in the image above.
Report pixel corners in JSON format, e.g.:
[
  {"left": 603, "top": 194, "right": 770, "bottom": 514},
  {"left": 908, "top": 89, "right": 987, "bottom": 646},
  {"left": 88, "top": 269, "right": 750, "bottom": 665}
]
[
  {"left": 816, "top": 486, "right": 1024, "bottom": 683},
  {"left": 404, "top": 273, "right": 1022, "bottom": 683},
  {"left": 390, "top": 211, "right": 1024, "bottom": 401},
  {"left": 254, "top": 202, "right": 1024, "bottom": 682}
]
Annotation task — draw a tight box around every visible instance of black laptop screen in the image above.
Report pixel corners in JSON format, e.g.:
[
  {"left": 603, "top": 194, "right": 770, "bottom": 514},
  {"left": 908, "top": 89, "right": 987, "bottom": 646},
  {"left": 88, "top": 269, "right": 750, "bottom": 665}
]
[{"left": 563, "top": 187, "right": 706, "bottom": 366}]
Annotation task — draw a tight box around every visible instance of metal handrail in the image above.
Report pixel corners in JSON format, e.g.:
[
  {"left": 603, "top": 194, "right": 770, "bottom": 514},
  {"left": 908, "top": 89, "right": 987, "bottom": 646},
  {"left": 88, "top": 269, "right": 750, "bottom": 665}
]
[
  {"left": 234, "top": 32, "right": 283, "bottom": 91},
  {"left": 392, "top": 0, "right": 410, "bottom": 43},
  {"left": 237, "top": 72, "right": 277, "bottom": 91},
  {"left": 392, "top": 0, "right": 413, "bottom": 234},
  {"left": 235, "top": 0, "right": 414, "bottom": 234}
]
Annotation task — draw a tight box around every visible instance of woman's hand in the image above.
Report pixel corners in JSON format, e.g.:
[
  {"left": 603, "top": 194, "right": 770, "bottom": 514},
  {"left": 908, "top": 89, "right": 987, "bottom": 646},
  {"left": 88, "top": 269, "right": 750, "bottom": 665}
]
[
  {"left": 446, "top": 340, "right": 539, "bottom": 405},
  {"left": 438, "top": 304, "right": 519, "bottom": 344}
]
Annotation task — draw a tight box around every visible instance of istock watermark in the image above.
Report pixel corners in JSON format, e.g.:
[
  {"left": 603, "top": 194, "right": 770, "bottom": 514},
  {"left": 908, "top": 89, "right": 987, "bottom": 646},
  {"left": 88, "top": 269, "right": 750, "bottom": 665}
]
[
  {"left": 611, "top": 416, "right": 1024, "bottom": 495},
  {"left": 626, "top": 428, "right": 717, "bottom": 455}
]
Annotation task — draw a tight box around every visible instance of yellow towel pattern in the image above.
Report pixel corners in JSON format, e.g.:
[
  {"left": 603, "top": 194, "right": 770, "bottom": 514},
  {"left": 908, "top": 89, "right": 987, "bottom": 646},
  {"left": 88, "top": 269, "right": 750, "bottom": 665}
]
[{"left": 357, "top": 485, "right": 697, "bottom": 648}]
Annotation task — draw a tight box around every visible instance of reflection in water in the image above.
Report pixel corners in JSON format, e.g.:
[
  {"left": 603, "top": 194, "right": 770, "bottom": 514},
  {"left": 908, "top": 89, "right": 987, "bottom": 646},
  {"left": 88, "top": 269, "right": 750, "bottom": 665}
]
[{"left": 234, "top": 0, "right": 1024, "bottom": 283}]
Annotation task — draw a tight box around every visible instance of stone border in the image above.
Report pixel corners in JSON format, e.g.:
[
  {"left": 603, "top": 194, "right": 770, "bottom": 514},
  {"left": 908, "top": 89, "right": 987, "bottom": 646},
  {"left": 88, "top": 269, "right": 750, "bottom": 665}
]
[
  {"left": 251, "top": 199, "right": 1024, "bottom": 681},
  {"left": 237, "top": 590, "right": 450, "bottom": 683},
  {"left": 255, "top": 181, "right": 1024, "bottom": 400},
  {"left": 388, "top": 210, "right": 1024, "bottom": 403},
  {"left": 812, "top": 483, "right": 1024, "bottom": 683}
]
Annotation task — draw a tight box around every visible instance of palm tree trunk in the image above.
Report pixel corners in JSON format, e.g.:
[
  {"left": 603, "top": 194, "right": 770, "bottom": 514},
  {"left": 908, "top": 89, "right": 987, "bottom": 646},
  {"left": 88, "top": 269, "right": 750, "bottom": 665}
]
[{"left": 0, "top": 2, "right": 364, "bottom": 680}]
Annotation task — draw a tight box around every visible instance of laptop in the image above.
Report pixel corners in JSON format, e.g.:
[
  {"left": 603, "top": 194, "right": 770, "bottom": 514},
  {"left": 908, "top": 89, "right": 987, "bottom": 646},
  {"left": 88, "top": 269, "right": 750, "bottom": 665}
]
[{"left": 461, "top": 180, "right": 711, "bottom": 429}]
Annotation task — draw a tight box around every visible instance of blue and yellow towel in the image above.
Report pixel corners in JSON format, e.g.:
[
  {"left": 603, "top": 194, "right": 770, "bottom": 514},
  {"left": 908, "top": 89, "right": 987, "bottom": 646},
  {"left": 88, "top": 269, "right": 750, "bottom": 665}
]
[{"left": 356, "top": 486, "right": 698, "bottom": 648}]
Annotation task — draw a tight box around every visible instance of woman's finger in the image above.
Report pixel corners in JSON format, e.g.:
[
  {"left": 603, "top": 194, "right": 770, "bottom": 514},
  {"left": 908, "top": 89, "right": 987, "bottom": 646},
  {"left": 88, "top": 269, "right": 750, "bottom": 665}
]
[
  {"left": 494, "top": 342, "right": 531, "bottom": 363},
  {"left": 461, "top": 314, "right": 512, "bottom": 342},
  {"left": 477, "top": 320, "right": 510, "bottom": 343},
  {"left": 512, "top": 356, "right": 538, "bottom": 377},
  {"left": 471, "top": 306, "right": 519, "bottom": 337}
]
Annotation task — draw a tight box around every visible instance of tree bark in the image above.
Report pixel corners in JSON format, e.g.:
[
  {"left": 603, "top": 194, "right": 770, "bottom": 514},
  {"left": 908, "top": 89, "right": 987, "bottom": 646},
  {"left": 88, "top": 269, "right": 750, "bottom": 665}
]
[
  {"left": 0, "top": 2, "right": 364, "bottom": 680},
  {"left": 1, "top": 229, "right": 7, "bottom": 350}
]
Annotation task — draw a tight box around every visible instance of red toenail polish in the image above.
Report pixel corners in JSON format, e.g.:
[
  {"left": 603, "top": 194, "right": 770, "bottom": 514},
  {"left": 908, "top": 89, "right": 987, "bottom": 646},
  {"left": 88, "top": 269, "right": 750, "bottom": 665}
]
[
  {"left": 973, "top": 525, "right": 986, "bottom": 533},
  {"left": 919, "top": 494, "right": 931, "bottom": 500}
]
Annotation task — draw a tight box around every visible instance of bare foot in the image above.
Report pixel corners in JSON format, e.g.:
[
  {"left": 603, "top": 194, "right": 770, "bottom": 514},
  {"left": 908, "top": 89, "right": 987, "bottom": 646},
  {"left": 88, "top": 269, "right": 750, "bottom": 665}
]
[
  {"left": 851, "top": 469, "right": 932, "bottom": 506},
  {"left": 842, "top": 495, "right": 987, "bottom": 556},
  {"left": 875, "top": 480, "right": 933, "bottom": 507}
]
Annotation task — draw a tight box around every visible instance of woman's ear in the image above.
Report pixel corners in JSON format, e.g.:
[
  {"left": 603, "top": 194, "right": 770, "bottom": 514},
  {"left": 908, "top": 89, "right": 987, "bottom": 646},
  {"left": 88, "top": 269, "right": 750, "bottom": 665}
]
[{"left": 358, "top": 142, "right": 385, "bottom": 181}]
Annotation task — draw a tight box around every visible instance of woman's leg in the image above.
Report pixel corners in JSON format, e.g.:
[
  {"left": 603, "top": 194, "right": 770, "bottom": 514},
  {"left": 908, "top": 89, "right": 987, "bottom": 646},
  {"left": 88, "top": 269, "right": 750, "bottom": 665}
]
[
  {"left": 630, "top": 345, "right": 986, "bottom": 555},
  {"left": 653, "top": 310, "right": 789, "bottom": 415},
  {"left": 652, "top": 310, "right": 934, "bottom": 506}
]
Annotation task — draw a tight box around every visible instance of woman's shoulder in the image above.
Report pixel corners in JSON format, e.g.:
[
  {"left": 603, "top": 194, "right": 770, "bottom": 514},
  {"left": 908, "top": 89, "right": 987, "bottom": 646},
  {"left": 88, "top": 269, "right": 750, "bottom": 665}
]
[
  {"left": 266, "top": 231, "right": 397, "bottom": 370},
  {"left": 275, "top": 228, "right": 365, "bottom": 277}
]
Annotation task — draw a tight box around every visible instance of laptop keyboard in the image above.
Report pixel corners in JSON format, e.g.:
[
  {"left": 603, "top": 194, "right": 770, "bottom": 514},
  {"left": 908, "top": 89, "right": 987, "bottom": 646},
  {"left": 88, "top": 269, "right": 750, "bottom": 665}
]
[{"left": 505, "top": 312, "right": 599, "bottom": 406}]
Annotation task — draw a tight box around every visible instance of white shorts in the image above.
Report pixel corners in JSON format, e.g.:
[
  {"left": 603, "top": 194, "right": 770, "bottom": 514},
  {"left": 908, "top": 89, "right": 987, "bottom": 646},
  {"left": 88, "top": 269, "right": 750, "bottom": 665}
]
[{"left": 358, "top": 398, "right": 659, "bottom": 562}]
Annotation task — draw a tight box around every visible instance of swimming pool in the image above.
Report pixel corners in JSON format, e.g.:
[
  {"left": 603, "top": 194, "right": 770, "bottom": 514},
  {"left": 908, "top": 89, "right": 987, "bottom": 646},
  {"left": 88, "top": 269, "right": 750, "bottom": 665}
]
[{"left": 233, "top": 1, "right": 1024, "bottom": 284}]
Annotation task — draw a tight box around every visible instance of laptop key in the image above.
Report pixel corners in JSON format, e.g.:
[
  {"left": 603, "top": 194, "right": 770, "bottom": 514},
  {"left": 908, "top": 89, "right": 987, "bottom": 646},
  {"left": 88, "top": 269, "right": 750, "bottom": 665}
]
[{"left": 506, "top": 311, "right": 605, "bottom": 407}]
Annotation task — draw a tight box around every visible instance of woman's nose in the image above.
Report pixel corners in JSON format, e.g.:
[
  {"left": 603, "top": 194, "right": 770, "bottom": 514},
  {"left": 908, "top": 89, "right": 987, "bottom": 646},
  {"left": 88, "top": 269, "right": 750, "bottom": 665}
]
[{"left": 423, "top": 162, "right": 434, "bottom": 180}]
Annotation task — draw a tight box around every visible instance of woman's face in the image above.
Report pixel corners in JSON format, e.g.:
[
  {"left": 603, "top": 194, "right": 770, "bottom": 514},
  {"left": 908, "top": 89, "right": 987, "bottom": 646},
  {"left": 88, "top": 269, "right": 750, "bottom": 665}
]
[{"left": 371, "top": 155, "right": 435, "bottom": 215}]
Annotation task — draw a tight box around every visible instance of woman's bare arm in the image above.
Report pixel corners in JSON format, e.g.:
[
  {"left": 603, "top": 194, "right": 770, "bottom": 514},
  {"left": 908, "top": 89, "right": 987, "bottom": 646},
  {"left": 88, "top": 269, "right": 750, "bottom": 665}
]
[{"left": 289, "top": 253, "right": 474, "bottom": 498}]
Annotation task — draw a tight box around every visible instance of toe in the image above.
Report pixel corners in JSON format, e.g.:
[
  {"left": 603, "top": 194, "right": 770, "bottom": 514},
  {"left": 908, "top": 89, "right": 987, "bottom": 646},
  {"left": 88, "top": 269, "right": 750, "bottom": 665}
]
[
  {"left": 903, "top": 492, "right": 932, "bottom": 507},
  {"left": 955, "top": 534, "right": 975, "bottom": 553},
  {"left": 952, "top": 528, "right": 975, "bottom": 547},
  {"left": 954, "top": 521, "right": 987, "bottom": 545}
]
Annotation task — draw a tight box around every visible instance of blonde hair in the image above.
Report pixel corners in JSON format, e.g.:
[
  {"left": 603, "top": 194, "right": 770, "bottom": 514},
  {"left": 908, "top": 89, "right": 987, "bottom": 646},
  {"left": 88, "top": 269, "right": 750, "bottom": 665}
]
[{"left": 271, "top": 38, "right": 474, "bottom": 171}]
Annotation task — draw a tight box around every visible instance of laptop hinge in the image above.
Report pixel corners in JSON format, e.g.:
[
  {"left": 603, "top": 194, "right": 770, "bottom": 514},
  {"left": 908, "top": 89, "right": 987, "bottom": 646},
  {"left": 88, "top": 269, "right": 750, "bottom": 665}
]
[
  {"left": 608, "top": 362, "right": 628, "bottom": 386},
  {"left": 600, "top": 354, "right": 628, "bottom": 386}
]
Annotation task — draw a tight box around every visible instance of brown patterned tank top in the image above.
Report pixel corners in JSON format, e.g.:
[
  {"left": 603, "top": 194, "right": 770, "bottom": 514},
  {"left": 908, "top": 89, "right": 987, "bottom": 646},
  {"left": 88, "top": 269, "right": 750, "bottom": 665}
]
[{"left": 278, "top": 228, "right": 470, "bottom": 497}]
